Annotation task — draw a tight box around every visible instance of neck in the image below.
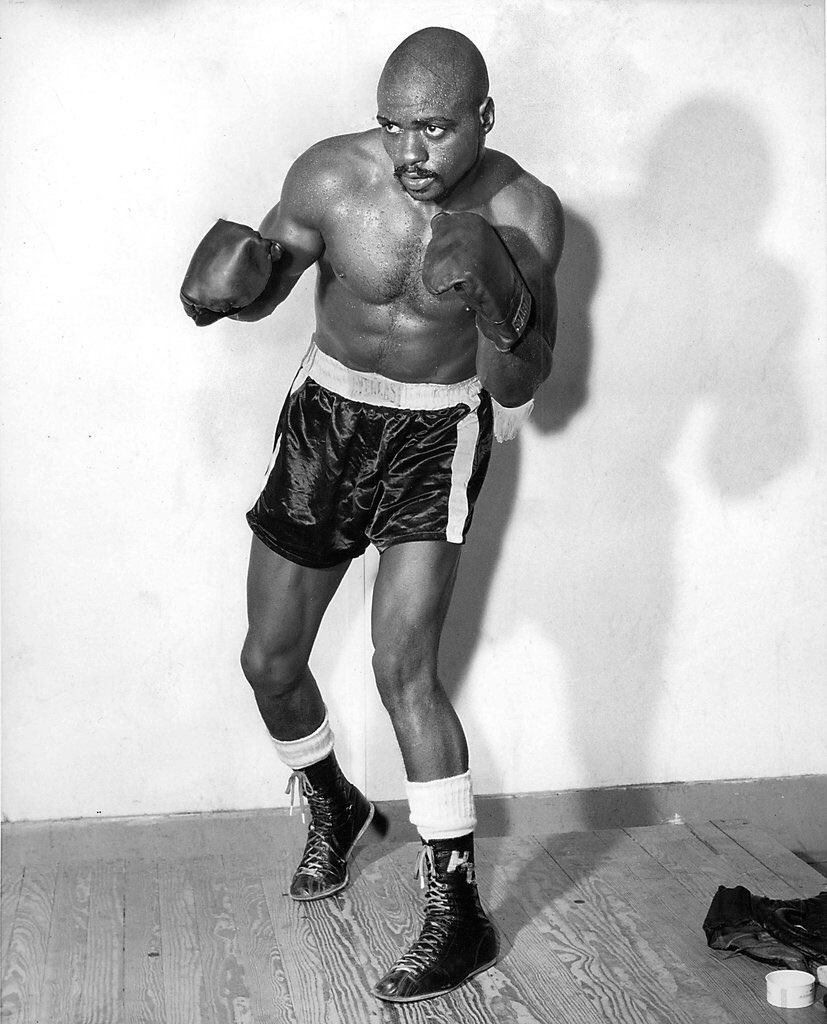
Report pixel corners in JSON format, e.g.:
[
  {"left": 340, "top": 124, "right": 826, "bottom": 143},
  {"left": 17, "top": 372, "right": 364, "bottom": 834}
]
[{"left": 438, "top": 144, "right": 487, "bottom": 211}]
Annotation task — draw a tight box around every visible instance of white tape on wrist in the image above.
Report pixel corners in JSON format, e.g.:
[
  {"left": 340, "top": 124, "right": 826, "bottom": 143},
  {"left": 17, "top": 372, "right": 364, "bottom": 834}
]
[{"left": 491, "top": 396, "right": 535, "bottom": 442}]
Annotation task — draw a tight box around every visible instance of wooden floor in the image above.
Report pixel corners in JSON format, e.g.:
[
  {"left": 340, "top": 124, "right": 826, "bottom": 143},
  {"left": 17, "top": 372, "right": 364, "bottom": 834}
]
[{"left": 2, "top": 816, "right": 825, "bottom": 1023}]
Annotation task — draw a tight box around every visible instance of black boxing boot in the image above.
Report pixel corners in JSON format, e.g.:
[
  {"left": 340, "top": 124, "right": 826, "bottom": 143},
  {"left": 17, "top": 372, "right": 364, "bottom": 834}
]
[
  {"left": 373, "top": 833, "right": 499, "bottom": 1002},
  {"left": 286, "top": 752, "right": 381, "bottom": 901}
]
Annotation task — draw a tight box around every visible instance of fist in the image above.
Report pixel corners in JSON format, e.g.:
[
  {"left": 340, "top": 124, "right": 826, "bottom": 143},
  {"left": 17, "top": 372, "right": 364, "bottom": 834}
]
[
  {"left": 421, "top": 211, "right": 518, "bottom": 324},
  {"left": 180, "top": 219, "right": 282, "bottom": 326}
]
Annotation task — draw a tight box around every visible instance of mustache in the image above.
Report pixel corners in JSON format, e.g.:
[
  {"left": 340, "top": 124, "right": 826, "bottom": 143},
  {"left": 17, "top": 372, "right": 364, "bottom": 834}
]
[{"left": 394, "top": 166, "right": 435, "bottom": 179}]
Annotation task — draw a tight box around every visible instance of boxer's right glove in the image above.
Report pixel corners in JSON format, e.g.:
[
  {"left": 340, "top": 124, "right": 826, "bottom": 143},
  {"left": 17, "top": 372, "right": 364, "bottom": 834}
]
[{"left": 180, "top": 219, "right": 283, "bottom": 326}]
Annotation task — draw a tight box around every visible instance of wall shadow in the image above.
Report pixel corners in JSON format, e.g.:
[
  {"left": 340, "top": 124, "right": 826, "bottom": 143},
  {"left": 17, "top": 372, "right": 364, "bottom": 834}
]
[
  {"left": 445, "top": 97, "right": 807, "bottom": 915},
  {"left": 545, "top": 96, "right": 803, "bottom": 840},
  {"left": 537, "top": 207, "right": 600, "bottom": 436},
  {"left": 438, "top": 205, "right": 599, "bottom": 838},
  {"left": 481, "top": 95, "right": 807, "bottom": 931}
]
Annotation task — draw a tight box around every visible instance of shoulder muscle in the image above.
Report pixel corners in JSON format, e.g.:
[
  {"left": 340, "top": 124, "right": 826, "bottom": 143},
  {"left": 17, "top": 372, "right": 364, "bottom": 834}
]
[
  {"left": 496, "top": 166, "right": 564, "bottom": 273},
  {"left": 258, "top": 134, "right": 366, "bottom": 271}
]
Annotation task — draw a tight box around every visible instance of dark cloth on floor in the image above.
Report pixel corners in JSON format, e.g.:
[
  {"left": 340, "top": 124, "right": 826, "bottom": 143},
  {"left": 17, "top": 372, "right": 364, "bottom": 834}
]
[{"left": 703, "top": 885, "right": 827, "bottom": 972}]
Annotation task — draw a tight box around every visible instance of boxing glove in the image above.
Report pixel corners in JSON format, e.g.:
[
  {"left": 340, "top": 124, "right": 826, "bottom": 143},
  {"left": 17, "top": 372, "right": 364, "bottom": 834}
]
[
  {"left": 180, "top": 219, "right": 283, "bottom": 326},
  {"left": 422, "top": 211, "right": 533, "bottom": 352}
]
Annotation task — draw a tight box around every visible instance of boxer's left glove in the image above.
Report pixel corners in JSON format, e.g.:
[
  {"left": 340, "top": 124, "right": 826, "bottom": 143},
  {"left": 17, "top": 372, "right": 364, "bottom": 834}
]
[
  {"left": 180, "top": 219, "right": 283, "bottom": 326},
  {"left": 422, "top": 211, "right": 533, "bottom": 352}
]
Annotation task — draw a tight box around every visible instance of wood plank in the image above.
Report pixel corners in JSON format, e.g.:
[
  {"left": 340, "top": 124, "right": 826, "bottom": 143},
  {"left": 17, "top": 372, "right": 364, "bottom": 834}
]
[
  {"left": 224, "top": 860, "right": 295, "bottom": 1024},
  {"left": 539, "top": 829, "right": 785, "bottom": 1024},
  {"left": 0, "top": 864, "right": 58, "bottom": 1024},
  {"left": 124, "top": 858, "right": 167, "bottom": 1024},
  {"left": 1, "top": 864, "right": 24, "bottom": 967},
  {"left": 77, "top": 858, "right": 126, "bottom": 1024},
  {"left": 258, "top": 846, "right": 344, "bottom": 1024},
  {"left": 710, "top": 820, "right": 827, "bottom": 894},
  {"left": 158, "top": 857, "right": 209, "bottom": 1024},
  {"left": 480, "top": 835, "right": 710, "bottom": 1024},
  {"left": 679, "top": 821, "right": 819, "bottom": 900},
  {"left": 475, "top": 841, "right": 607, "bottom": 1023},
  {"left": 3, "top": 816, "right": 823, "bottom": 1023},
  {"left": 36, "top": 861, "right": 92, "bottom": 1024},
  {"left": 192, "top": 855, "right": 256, "bottom": 1024},
  {"left": 627, "top": 825, "right": 825, "bottom": 1022},
  {"left": 329, "top": 842, "right": 450, "bottom": 1024},
  {"left": 296, "top": 892, "right": 392, "bottom": 1023},
  {"left": 627, "top": 824, "right": 777, "bottom": 901}
]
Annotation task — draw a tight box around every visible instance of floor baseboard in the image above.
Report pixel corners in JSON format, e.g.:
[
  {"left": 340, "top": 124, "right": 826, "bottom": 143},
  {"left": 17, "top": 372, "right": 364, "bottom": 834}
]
[{"left": 3, "top": 774, "right": 825, "bottom": 872}]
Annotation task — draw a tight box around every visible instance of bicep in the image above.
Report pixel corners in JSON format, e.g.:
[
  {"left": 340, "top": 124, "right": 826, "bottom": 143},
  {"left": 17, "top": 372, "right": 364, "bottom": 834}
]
[
  {"left": 258, "top": 148, "right": 332, "bottom": 277},
  {"left": 230, "top": 147, "right": 332, "bottom": 322},
  {"left": 229, "top": 194, "right": 323, "bottom": 322},
  {"left": 258, "top": 200, "right": 324, "bottom": 279}
]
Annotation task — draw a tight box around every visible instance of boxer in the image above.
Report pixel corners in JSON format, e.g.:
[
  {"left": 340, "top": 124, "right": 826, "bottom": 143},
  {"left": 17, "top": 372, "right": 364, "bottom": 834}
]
[{"left": 181, "top": 26, "right": 564, "bottom": 1003}]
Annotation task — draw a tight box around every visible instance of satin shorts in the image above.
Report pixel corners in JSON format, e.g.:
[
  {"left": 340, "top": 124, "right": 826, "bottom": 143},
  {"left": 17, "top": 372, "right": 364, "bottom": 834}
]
[{"left": 246, "top": 342, "right": 493, "bottom": 568}]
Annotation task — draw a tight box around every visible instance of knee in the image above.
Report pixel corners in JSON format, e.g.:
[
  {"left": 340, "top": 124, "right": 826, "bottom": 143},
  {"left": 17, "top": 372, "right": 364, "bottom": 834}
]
[
  {"left": 240, "top": 634, "right": 305, "bottom": 699},
  {"left": 372, "top": 642, "right": 435, "bottom": 712}
]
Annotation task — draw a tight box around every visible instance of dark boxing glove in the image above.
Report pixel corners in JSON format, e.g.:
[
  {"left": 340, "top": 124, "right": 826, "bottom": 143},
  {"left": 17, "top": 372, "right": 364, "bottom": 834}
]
[
  {"left": 180, "top": 219, "right": 283, "bottom": 326},
  {"left": 421, "top": 211, "right": 533, "bottom": 352}
]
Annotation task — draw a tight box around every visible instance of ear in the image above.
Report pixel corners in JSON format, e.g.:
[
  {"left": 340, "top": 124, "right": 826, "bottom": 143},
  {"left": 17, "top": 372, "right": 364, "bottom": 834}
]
[{"left": 479, "top": 97, "right": 495, "bottom": 134}]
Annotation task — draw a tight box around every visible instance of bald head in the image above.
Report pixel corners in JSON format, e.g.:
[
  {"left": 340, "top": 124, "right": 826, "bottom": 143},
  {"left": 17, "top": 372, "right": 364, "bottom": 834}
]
[
  {"left": 375, "top": 28, "right": 493, "bottom": 203},
  {"left": 378, "top": 27, "right": 489, "bottom": 112}
]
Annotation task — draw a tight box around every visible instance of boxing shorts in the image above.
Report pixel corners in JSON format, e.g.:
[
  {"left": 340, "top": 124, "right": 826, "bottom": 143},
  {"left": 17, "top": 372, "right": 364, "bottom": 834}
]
[{"left": 246, "top": 341, "right": 493, "bottom": 568}]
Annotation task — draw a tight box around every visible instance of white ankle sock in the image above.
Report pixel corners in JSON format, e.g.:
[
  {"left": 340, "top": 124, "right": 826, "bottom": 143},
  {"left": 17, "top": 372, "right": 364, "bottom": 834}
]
[
  {"left": 270, "top": 713, "right": 334, "bottom": 769},
  {"left": 406, "top": 770, "right": 476, "bottom": 840}
]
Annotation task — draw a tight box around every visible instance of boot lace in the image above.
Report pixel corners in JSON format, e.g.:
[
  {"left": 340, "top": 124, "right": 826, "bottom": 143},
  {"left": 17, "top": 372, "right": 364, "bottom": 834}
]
[
  {"left": 286, "top": 770, "right": 342, "bottom": 879},
  {"left": 285, "top": 771, "right": 309, "bottom": 823},
  {"left": 389, "top": 846, "right": 459, "bottom": 976}
]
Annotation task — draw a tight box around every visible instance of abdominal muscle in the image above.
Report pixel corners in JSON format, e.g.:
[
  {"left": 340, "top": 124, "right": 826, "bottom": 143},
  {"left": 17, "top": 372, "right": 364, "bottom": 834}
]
[{"left": 311, "top": 263, "right": 480, "bottom": 385}]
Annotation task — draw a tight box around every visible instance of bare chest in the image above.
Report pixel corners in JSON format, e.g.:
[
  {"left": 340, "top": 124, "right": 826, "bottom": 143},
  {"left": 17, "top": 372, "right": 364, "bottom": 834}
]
[{"left": 319, "top": 195, "right": 446, "bottom": 308}]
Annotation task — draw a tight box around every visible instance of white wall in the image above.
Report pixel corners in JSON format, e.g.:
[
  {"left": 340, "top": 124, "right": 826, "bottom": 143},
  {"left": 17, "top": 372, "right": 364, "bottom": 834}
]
[{"left": 1, "top": 0, "right": 824, "bottom": 821}]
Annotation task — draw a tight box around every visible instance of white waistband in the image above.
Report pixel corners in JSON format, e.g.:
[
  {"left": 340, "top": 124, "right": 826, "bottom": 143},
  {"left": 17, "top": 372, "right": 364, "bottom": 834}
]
[{"left": 300, "top": 340, "right": 481, "bottom": 411}]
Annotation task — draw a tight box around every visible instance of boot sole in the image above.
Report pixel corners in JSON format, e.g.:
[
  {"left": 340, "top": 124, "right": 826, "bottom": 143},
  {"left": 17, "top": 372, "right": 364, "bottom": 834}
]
[
  {"left": 290, "top": 801, "right": 376, "bottom": 903},
  {"left": 372, "top": 949, "right": 500, "bottom": 1004}
]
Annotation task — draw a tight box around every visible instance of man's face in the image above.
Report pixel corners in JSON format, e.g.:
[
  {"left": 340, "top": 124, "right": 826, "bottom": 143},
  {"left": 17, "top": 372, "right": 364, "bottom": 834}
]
[{"left": 376, "top": 74, "right": 487, "bottom": 203}]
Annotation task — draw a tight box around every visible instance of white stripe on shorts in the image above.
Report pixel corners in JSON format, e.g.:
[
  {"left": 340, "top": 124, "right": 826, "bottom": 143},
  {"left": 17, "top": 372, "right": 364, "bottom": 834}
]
[
  {"left": 256, "top": 348, "right": 316, "bottom": 496},
  {"left": 446, "top": 395, "right": 481, "bottom": 543}
]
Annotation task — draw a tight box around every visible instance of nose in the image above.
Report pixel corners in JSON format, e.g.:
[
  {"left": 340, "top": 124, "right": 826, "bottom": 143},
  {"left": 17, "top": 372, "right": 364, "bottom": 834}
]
[{"left": 400, "top": 129, "right": 427, "bottom": 167}]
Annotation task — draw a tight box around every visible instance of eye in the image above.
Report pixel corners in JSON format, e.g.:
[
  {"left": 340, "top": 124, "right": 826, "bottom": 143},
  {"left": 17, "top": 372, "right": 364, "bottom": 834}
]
[
  {"left": 382, "top": 123, "right": 402, "bottom": 135},
  {"left": 425, "top": 125, "right": 446, "bottom": 138}
]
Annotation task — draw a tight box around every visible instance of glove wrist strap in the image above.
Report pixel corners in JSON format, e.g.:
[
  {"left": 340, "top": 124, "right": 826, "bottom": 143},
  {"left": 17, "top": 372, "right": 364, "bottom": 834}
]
[{"left": 478, "top": 276, "right": 533, "bottom": 350}]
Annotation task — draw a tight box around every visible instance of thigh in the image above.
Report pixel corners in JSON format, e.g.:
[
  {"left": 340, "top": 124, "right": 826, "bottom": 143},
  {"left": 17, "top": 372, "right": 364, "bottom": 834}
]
[
  {"left": 369, "top": 393, "right": 492, "bottom": 552},
  {"left": 246, "top": 535, "right": 350, "bottom": 659},
  {"left": 371, "top": 541, "right": 462, "bottom": 664},
  {"left": 247, "top": 380, "right": 373, "bottom": 568}
]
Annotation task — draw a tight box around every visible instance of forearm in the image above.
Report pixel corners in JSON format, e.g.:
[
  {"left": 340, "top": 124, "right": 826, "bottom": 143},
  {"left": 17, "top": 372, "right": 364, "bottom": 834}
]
[
  {"left": 229, "top": 263, "right": 303, "bottom": 321},
  {"left": 475, "top": 268, "right": 557, "bottom": 406},
  {"left": 476, "top": 323, "right": 553, "bottom": 407}
]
